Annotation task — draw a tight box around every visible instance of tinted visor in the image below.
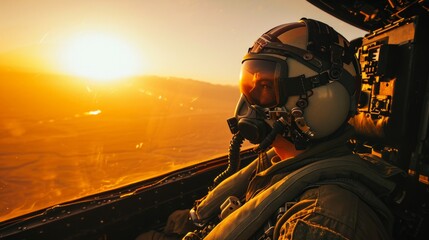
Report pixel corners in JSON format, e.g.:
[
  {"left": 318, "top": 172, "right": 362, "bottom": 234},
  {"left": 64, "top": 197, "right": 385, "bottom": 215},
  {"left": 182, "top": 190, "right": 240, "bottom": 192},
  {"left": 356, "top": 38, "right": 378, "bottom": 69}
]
[{"left": 239, "top": 59, "right": 280, "bottom": 108}]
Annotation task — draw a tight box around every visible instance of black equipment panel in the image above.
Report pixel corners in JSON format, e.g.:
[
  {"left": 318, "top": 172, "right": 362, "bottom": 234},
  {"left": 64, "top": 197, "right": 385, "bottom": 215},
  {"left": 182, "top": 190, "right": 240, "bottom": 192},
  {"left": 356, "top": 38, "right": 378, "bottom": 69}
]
[{"left": 349, "top": 15, "right": 429, "bottom": 240}]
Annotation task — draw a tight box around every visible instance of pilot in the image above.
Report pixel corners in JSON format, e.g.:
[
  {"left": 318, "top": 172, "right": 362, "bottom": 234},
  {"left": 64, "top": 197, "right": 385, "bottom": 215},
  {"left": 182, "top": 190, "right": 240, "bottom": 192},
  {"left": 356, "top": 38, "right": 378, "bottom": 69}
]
[{"left": 137, "top": 18, "right": 403, "bottom": 240}]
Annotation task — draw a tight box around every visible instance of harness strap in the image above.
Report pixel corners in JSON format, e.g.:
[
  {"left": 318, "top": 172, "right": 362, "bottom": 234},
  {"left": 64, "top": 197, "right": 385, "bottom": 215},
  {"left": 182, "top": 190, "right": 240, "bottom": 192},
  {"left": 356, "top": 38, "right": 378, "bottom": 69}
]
[
  {"left": 282, "top": 72, "right": 329, "bottom": 97},
  {"left": 281, "top": 69, "right": 356, "bottom": 97}
]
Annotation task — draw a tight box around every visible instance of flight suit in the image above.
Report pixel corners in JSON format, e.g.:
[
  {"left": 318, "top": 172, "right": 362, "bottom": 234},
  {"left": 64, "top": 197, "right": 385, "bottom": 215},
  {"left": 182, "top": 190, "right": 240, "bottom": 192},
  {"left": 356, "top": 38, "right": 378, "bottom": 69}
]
[
  {"left": 137, "top": 126, "right": 403, "bottom": 240},
  {"left": 197, "top": 126, "right": 403, "bottom": 240}
]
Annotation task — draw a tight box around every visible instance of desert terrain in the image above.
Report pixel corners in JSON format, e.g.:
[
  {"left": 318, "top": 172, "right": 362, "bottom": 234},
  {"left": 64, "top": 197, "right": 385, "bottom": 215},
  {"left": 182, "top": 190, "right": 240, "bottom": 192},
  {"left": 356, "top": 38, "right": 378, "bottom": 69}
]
[{"left": 0, "top": 70, "right": 242, "bottom": 221}]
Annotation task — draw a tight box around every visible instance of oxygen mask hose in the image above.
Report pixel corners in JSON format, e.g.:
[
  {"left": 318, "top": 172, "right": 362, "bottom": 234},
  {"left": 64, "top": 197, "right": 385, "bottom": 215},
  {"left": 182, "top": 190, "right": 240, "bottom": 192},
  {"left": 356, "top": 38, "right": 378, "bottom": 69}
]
[
  {"left": 253, "top": 117, "right": 287, "bottom": 153},
  {"left": 212, "top": 133, "right": 245, "bottom": 188}
]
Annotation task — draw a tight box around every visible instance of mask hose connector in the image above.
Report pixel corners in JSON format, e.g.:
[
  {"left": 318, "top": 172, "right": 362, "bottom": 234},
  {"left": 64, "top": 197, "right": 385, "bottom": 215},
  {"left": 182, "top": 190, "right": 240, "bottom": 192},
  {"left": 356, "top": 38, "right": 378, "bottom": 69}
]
[
  {"left": 212, "top": 133, "right": 245, "bottom": 188},
  {"left": 291, "top": 107, "right": 315, "bottom": 138},
  {"left": 253, "top": 117, "right": 287, "bottom": 154}
]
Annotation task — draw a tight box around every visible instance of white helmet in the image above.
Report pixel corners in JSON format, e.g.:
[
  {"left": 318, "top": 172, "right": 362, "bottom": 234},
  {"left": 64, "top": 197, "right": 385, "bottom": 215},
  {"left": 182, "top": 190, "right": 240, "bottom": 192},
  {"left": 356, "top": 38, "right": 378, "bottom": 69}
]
[{"left": 233, "top": 18, "right": 361, "bottom": 150}]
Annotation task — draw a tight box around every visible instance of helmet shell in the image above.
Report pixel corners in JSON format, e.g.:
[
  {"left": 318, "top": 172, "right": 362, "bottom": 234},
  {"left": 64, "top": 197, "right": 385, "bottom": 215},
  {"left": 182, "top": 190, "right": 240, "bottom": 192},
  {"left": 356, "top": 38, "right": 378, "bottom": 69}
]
[{"left": 250, "top": 19, "right": 360, "bottom": 139}]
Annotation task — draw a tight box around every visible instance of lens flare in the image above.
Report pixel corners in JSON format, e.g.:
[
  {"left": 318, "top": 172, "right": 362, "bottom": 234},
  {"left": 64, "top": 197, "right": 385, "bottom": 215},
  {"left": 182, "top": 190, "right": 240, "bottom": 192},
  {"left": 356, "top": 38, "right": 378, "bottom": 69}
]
[{"left": 61, "top": 32, "right": 142, "bottom": 82}]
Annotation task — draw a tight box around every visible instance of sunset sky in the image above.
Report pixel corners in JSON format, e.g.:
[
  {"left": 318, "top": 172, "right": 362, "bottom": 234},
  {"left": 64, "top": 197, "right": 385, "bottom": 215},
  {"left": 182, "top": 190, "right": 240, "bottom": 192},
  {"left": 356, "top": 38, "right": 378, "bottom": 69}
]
[{"left": 0, "top": 0, "right": 366, "bottom": 85}]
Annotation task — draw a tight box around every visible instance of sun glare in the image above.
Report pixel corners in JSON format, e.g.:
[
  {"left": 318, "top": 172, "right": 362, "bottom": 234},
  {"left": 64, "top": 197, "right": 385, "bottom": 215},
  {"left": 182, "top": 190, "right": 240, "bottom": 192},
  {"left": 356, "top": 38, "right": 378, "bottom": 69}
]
[{"left": 61, "top": 32, "right": 141, "bottom": 82}]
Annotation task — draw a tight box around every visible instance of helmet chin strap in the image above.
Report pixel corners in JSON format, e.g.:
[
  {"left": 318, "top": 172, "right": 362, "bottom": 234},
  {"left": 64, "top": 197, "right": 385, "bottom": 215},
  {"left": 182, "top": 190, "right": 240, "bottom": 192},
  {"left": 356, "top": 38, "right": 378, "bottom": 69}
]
[
  {"left": 288, "top": 90, "right": 316, "bottom": 149},
  {"left": 288, "top": 120, "right": 312, "bottom": 150}
]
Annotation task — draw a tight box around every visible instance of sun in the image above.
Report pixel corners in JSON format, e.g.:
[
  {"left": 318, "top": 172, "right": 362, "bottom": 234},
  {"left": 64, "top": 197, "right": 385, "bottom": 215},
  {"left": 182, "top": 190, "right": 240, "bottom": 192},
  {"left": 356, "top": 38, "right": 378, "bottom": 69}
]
[{"left": 61, "top": 32, "right": 141, "bottom": 82}]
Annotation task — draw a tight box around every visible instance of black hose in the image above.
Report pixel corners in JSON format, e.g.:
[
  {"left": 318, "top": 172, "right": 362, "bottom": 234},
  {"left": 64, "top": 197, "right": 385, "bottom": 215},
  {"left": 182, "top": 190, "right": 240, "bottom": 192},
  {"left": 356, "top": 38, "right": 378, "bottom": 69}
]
[
  {"left": 253, "top": 119, "right": 287, "bottom": 153},
  {"left": 212, "top": 133, "right": 245, "bottom": 187}
]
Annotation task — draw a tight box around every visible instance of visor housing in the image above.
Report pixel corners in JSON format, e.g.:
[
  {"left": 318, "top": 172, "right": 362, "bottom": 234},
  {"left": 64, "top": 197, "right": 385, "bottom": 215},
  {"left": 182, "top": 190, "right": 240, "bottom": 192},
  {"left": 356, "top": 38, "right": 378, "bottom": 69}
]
[{"left": 239, "top": 54, "right": 288, "bottom": 108}]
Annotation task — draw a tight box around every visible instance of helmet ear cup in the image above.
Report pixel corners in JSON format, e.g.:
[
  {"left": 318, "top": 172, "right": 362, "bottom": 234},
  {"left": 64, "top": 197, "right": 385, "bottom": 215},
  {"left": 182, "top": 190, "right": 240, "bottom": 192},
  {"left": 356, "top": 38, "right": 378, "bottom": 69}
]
[{"left": 285, "top": 81, "right": 350, "bottom": 139}]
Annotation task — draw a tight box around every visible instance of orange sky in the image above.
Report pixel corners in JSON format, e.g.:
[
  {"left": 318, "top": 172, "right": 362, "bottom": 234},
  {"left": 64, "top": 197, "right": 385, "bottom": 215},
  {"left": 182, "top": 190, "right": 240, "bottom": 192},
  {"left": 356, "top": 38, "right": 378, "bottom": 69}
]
[{"left": 0, "top": 0, "right": 366, "bottom": 85}]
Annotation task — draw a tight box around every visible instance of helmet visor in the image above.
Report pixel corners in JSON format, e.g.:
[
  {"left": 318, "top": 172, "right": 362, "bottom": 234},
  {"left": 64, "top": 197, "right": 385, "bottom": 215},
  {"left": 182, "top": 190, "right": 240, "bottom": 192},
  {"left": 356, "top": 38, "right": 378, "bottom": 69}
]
[{"left": 239, "top": 59, "right": 280, "bottom": 108}]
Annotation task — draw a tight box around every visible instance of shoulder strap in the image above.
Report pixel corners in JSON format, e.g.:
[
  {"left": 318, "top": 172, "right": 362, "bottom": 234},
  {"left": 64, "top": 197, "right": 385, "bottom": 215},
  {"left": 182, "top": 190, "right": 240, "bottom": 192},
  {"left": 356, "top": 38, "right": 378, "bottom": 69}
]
[{"left": 193, "top": 149, "right": 279, "bottom": 223}]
